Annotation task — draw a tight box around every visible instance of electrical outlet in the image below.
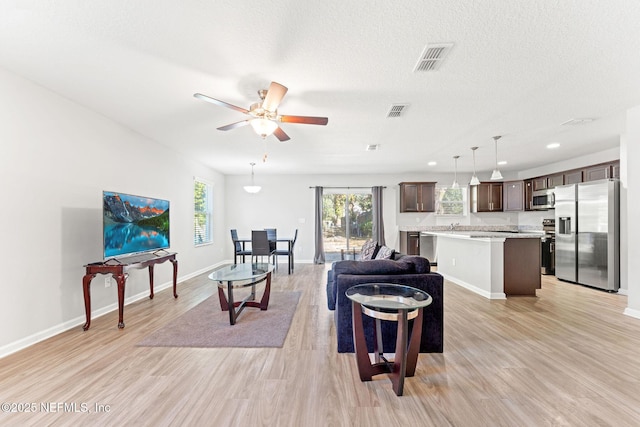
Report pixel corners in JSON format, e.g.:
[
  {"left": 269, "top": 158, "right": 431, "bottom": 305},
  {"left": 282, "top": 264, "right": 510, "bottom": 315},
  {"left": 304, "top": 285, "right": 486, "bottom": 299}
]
[
  {"left": 452, "top": 258, "right": 456, "bottom": 266},
  {"left": 104, "top": 277, "right": 112, "bottom": 288}
]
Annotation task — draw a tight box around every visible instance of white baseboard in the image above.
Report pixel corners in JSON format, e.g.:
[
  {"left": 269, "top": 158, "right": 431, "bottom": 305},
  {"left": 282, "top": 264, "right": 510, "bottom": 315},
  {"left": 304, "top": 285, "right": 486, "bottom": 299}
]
[
  {"left": 0, "top": 261, "right": 226, "bottom": 359},
  {"left": 623, "top": 307, "right": 640, "bottom": 320},
  {"left": 440, "top": 273, "right": 506, "bottom": 300}
]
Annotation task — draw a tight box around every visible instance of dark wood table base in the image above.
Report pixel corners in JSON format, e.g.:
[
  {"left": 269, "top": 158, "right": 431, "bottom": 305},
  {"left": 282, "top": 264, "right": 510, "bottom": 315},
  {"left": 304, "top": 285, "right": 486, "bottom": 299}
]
[
  {"left": 82, "top": 252, "right": 178, "bottom": 330},
  {"left": 217, "top": 272, "right": 271, "bottom": 325},
  {"left": 351, "top": 302, "right": 424, "bottom": 396}
]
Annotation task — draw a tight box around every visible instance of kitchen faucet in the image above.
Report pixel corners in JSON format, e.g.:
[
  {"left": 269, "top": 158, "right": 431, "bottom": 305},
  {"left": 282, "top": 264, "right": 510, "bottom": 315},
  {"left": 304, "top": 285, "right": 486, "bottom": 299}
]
[{"left": 449, "top": 222, "right": 460, "bottom": 230}]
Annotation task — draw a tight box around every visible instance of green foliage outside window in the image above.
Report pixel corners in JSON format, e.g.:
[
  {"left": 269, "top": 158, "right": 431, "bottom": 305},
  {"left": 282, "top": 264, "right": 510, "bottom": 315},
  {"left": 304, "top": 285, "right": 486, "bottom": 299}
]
[
  {"left": 194, "top": 179, "right": 212, "bottom": 245},
  {"left": 435, "top": 187, "right": 465, "bottom": 215}
]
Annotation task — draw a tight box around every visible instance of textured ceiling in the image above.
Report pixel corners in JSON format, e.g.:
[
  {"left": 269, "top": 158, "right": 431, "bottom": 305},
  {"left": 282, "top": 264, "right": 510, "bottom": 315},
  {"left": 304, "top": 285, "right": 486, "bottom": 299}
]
[{"left": 1, "top": 0, "right": 639, "bottom": 176}]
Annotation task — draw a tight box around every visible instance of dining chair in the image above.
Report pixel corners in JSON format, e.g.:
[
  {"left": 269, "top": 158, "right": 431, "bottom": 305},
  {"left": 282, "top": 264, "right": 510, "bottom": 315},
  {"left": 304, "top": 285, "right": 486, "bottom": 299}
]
[
  {"left": 251, "top": 230, "right": 275, "bottom": 265},
  {"left": 265, "top": 227, "right": 277, "bottom": 249},
  {"left": 231, "top": 229, "right": 251, "bottom": 264},
  {"left": 274, "top": 229, "right": 298, "bottom": 274}
]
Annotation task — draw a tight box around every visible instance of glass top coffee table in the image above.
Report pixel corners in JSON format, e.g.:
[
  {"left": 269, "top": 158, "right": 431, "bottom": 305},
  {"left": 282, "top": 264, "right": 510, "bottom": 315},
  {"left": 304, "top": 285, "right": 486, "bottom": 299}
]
[
  {"left": 346, "top": 283, "right": 433, "bottom": 396},
  {"left": 208, "top": 263, "right": 274, "bottom": 325}
]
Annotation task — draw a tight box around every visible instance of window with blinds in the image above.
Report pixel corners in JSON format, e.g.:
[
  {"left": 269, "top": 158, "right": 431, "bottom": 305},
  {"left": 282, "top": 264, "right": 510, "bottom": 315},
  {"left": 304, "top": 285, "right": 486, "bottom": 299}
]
[{"left": 194, "top": 178, "right": 212, "bottom": 245}]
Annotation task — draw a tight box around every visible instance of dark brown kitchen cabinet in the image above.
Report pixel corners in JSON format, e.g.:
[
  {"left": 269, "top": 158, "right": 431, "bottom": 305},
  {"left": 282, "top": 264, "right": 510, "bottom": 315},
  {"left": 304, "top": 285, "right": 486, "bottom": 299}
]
[
  {"left": 399, "top": 231, "right": 420, "bottom": 255},
  {"left": 399, "top": 182, "right": 436, "bottom": 212},
  {"left": 533, "top": 174, "right": 563, "bottom": 190},
  {"left": 564, "top": 170, "right": 583, "bottom": 184},
  {"left": 532, "top": 177, "right": 548, "bottom": 191},
  {"left": 547, "top": 174, "right": 564, "bottom": 188},
  {"left": 612, "top": 163, "right": 620, "bottom": 179},
  {"left": 524, "top": 180, "right": 534, "bottom": 211},
  {"left": 503, "top": 181, "right": 524, "bottom": 211},
  {"left": 471, "top": 182, "right": 503, "bottom": 212},
  {"left": 583, "top": 163, "right": 612, "bottom": 182}
]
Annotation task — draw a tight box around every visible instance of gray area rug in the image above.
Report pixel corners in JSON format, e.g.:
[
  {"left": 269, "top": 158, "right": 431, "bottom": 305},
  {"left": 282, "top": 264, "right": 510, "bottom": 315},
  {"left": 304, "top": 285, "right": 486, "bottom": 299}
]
[{"left": 137, "top": 291, "right": 301, "bottom": 348}]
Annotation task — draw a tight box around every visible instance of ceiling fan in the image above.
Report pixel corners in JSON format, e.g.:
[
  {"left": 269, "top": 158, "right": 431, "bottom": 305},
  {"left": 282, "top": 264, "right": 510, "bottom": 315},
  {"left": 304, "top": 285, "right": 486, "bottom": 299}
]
[{"left": 194, "top": 81, "right": 328, "bottom": 142}]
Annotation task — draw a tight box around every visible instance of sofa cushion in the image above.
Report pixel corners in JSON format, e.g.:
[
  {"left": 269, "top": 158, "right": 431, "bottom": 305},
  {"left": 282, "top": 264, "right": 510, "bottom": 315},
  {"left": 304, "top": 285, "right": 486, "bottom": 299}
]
[
  {"left": 374, "top": 245, "right": 394, "bottom": 260},
  {"left": 334, "top": 258, "right": 415, "bottom": 276},
  {"left": 403, "top": 255, "right": 431, "bottom": 273},
  {"left": 360, "top": 239, "right": 378, "bottom": 260}
]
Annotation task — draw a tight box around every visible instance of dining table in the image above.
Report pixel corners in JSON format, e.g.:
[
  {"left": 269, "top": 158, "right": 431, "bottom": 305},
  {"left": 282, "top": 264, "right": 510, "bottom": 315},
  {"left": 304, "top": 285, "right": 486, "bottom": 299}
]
[{"left": 235, "top": 235, "right": 295, "bottom": 274}]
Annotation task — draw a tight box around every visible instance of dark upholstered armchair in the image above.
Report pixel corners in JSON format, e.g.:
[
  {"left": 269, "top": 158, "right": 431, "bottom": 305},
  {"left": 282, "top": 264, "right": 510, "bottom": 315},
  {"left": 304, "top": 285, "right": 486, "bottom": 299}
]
[{"left": 326, "top": 255, "right": 443, "bottom": 354}]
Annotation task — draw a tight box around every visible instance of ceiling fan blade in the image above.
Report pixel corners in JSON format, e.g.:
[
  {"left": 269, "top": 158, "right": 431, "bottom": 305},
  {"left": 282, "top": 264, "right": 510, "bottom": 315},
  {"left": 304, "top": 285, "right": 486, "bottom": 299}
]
[
  {"left": 279, "top": 115, "right": 329, "bottom": 125},
  {"left": 273, "top": 126, "right": 291, "bottom": 142},
  {"left": 194, "top": 93, "right": 249, "bottom": 114},
  {"left": 217, "top": 120, "right": 250, "bottom": 131},
  {"left": 262, "top": 82, "right": 288, "bottom": 112}
]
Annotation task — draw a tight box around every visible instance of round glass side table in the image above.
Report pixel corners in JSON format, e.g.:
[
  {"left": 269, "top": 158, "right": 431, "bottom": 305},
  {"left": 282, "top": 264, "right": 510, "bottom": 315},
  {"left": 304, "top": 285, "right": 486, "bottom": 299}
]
[{"left": 346, "top": 283, "right": 433, "bottom": 396}]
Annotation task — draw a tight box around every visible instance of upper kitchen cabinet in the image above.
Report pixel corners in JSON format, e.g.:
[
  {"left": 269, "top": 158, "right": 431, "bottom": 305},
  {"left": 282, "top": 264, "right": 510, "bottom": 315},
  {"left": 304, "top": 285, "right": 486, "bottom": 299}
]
[
  {"left": 503, "top": 181, "right": 524, "bottom": 211},
  {"left": 547, "top": 174, "right": 564, "bottom": 188},
  {"left": 532, "top": 174, "right": 564, "bottom": 190},
  {"left": 525, "top": 180, "right": 534, "bottom": 211},
  {"left": 583, "top": 161, "right": 620, "bottom": 182},
  {"left": 470, "top": 182, "right": 503, "bottom": 212},
  {"left": 564, "top": 170, "right": 583, "bottom": 185},
  {"left": 399, "top": 182, "right": 436, "bottom": 212}
]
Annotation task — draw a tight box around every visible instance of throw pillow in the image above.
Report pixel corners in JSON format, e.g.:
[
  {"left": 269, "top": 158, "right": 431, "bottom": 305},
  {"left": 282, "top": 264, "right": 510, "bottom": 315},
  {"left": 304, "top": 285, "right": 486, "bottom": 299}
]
[
  {"left": 374, "top": 245, "right": 394, "bottom": 260},
  {"left": 360, "top": 239, "right": 378, "bottom": 260}
]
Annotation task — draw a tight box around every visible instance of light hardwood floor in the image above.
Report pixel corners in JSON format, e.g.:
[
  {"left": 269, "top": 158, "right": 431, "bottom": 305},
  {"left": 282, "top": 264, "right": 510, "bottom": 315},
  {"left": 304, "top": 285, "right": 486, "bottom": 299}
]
[{"left": 1, "top": 264, "right": 640, "bottom": 426}]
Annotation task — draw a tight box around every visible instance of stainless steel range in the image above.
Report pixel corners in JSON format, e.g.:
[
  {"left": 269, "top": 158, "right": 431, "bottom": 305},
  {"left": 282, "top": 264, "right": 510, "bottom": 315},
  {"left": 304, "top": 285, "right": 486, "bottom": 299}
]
[{"left": 541, "top": 218, "right": 555, "bottom": 275}]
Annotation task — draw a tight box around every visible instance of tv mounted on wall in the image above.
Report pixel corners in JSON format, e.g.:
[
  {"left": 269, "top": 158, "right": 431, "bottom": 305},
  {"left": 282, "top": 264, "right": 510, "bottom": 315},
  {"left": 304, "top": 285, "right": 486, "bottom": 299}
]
[{"left": 103, "top": 191, "right": 170, "bottom": 259}]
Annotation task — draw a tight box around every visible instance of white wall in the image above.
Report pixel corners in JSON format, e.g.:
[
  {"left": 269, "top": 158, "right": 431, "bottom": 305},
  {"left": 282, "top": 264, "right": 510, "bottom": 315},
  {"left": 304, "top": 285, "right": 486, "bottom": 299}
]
[
  {"left": 624, "top": 106, "right": 640, "bottom": 317},
  {"left": 0, "top": 67, "right": 227, "bottom": 356}
]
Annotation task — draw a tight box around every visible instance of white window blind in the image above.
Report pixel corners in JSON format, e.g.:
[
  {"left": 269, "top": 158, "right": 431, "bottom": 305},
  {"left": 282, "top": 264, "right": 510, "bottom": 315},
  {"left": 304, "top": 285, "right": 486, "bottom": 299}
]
[{"left": 194, "top": 178, "right": 212, "bottom": 245}]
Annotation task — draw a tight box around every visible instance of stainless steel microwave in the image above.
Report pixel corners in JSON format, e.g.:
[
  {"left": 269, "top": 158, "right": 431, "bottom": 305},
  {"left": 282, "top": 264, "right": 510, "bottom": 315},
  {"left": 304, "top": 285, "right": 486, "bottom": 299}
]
[{"left": 531, "top": 189, "right": 555, "bottom": 210}]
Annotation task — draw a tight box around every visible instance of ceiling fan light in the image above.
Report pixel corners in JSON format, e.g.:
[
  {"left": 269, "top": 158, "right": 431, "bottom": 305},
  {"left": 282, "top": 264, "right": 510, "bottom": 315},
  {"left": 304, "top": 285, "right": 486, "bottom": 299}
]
[{"left": 250, "top": 118, "right": 278, "bottom": 138}]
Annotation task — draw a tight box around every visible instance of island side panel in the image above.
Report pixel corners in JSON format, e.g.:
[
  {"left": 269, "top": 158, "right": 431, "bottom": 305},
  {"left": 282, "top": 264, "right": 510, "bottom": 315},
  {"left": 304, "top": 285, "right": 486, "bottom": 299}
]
[
  {"left": 436, "top": 235, "right": 506, "bottom": 299},
  {"left": 503, "top": 238, "right": 541, "bottom": 296}
]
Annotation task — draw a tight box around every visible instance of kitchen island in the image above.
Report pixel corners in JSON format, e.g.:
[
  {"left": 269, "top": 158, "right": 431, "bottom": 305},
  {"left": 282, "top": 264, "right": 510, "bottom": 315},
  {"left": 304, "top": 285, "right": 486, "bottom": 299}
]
[{"left": 422, "top": 231, "right": 542, "bottom": 299}]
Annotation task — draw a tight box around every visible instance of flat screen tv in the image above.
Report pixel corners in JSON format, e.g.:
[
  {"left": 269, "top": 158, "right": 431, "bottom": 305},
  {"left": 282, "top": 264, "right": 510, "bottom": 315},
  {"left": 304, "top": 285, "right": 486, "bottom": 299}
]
[{"left": 103, "top": 191, "right": 170, "bottom": 259}]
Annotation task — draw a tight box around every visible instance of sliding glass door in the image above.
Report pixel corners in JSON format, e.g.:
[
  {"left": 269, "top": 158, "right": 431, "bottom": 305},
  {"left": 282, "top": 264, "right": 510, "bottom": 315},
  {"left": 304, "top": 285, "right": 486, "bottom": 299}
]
[{"left": 322, "top": 190, "right": 372, "bottom": 262}]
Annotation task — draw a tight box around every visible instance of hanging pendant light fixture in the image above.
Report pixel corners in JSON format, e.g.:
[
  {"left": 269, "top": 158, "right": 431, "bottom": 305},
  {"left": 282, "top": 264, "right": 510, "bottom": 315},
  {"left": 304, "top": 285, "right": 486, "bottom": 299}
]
[
  {"left": 490, "top": 135, "right": 503, "bottom": 180},
  {"left": 452, "top": 155, "right": 460, "bottom": 189},
  {"left": 470, "top": 146, "right": 480, "bottom": 185},
  {"left": 243, "top": 162, "right": 262, "bottom": 193}
]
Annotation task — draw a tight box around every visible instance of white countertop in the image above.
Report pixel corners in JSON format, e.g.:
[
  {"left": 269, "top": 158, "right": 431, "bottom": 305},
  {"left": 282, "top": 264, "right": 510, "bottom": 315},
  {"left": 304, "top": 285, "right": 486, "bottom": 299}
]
[{"left": 421, "top": 230, "right": 543, "bottom": 240}]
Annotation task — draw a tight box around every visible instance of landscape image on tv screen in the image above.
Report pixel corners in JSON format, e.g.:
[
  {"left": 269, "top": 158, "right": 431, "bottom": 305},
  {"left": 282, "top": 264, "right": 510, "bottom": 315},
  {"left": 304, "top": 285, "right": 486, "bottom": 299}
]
[{"left": 103, "top": 191, "right": 170, "bottom": 259}]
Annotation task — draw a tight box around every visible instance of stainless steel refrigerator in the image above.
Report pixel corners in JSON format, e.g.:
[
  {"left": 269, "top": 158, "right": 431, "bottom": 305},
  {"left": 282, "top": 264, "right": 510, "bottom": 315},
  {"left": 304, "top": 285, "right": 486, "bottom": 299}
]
[{"left": 554, "top": 179, "right": 619, "bottom": 291}]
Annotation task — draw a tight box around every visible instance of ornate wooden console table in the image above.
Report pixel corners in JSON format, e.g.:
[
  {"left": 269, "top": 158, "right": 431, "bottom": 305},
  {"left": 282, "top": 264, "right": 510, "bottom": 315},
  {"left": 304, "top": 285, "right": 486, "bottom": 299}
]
[{"left": 82, "top": 252, "right": 178, "bottom": 330}]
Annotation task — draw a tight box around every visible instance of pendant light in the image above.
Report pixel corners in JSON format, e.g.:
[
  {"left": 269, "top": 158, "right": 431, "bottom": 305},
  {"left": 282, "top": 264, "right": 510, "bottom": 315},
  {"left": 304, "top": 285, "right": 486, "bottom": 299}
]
[
  {"left": 243, "top": 162, "right": 262, "bottom": 193},
  {"left": 490, "top": 135, "right": 503, "bottom": 180},
  {"left": 470, "top": 146, "right": 480, "bottom": 185},
  {"left": 452, "top": 155, "right": 460, "bottom": 189}
]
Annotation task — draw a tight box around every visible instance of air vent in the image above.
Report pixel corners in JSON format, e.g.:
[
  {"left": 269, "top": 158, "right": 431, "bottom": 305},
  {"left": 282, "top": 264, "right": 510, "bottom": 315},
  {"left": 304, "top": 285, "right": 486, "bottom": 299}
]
[
  {"left": 561, "top": 118, "right": 596, "bottom": 126},
  {"left": 387, "top": 104, "right": 409, "bottom": 118},
  {"left": 366, "top": 144, "right": 380, "bottom": 151},
  {"left": 414, "top": 43, "right": 454, "bottom": 72}
]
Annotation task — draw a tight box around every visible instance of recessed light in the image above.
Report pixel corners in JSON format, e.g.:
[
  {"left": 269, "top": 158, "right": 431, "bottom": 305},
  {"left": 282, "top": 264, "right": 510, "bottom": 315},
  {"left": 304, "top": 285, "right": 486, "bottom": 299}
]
[
  {"left": 547, "top": 143, "right": 560, "bottom": 149},
  {"left": 498, "top": 161, "right": 507, "bottom": 165},
  {"left": 427, "top": 161, "right": 437, "bottom": 166}
]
